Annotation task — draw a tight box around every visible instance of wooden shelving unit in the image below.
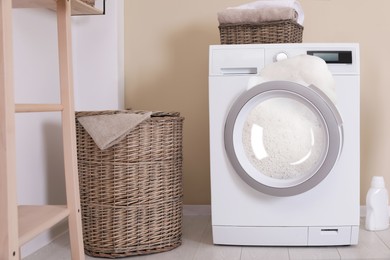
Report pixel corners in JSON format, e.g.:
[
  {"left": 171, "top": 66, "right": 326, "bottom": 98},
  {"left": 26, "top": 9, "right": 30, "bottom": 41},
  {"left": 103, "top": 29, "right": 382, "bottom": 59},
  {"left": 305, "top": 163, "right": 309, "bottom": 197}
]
[
  {"left": 18, "top": 205, "right": 69, "bottom": 245},
  {"left": 0, "top": 0, "right": 102, "bottom": 259},
  {"left": 13, "top": 0, "right": 103, "bottom": 15}
]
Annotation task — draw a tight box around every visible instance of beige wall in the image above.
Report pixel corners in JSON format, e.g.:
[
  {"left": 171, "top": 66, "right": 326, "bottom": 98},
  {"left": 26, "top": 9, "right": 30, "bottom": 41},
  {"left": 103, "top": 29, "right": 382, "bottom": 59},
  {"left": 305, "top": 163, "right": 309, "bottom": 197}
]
[{"left": 124, "top": 0, "right": 390, "bottom": 205}]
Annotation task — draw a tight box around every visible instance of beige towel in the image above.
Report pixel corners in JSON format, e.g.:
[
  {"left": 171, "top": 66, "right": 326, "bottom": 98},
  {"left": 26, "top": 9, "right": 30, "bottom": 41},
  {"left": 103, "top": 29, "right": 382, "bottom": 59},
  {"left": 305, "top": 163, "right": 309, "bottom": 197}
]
[
  {"left": 218, "top": 7, "right": 298, "bottom": 25},
  {"left": 224, "top": 0, "right": 304, "bottom": 25},
  {"left": 77, "top": 112, "right": 152, "bottom": 150}
]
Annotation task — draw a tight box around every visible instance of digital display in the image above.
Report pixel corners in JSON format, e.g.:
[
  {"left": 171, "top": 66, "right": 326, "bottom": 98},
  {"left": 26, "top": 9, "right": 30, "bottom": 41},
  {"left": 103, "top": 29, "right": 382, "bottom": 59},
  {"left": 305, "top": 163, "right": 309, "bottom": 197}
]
[
  {"left": 312, "top": 52, "right": 339, "bottom": 62},
  {"left": 307, "top": 51, "right": 352, "bottom": 64}
]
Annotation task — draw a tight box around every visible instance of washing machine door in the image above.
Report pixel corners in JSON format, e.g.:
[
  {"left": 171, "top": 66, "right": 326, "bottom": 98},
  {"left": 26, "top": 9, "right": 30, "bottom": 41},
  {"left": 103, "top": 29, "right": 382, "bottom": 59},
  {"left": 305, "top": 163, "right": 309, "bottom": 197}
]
[{"left": 225, "top": 81, "right": 343, "bottom": 196}]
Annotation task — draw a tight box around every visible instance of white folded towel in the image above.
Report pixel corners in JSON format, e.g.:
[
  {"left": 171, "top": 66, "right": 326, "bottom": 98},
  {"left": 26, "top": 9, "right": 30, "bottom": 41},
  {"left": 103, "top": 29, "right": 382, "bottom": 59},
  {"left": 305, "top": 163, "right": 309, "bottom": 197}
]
[
  {"left": 78, "top": 112, "right": 152, "bottom": 150},
  {"left": 227, "top": 0, "right": 304, "bottom": 25},
  {"left": 218, "top": 7, "right": 298, "bottom": 25}
]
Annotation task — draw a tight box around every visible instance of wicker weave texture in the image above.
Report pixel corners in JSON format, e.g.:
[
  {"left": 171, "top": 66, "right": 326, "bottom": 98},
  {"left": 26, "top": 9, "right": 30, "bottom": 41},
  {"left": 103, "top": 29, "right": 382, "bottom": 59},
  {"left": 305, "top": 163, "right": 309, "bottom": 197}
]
[
  {"left": 219, "top": 20, "right": 303, "bottom": 44},
  {"left": 76, "top": 110, "right": 184, "bottom": 258}
]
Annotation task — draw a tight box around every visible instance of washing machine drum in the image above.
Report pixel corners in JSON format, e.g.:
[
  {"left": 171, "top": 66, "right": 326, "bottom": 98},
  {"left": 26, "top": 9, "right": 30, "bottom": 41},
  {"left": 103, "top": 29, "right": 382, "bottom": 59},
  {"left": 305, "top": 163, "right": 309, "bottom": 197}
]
[{"left": 225, "top": 81, "right": 343, "bottom": 197}]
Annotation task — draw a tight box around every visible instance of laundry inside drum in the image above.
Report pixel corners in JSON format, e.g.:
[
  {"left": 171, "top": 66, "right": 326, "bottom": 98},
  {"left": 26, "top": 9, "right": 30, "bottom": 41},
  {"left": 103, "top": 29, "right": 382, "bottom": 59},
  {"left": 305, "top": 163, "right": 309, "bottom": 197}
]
[{"left": 242, "top": 97, "right": 328, "bottom": 180}]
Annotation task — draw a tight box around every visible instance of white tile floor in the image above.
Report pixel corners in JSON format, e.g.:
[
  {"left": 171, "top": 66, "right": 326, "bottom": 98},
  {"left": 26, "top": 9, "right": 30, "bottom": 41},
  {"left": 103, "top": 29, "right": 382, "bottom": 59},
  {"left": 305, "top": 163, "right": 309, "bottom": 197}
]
[{"left": 25, "top": 215, "right": 390, "bottom": 260}]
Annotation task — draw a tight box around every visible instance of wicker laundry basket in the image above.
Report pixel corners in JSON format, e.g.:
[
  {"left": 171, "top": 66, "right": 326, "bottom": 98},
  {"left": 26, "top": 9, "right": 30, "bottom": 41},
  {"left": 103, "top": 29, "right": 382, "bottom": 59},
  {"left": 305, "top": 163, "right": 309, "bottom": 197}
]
[
  {"left": 75, "top": 110, "right": 184, "bottom": 258},
  {"left": 219, "top": 19, "right": 303, "bottom": 44}
]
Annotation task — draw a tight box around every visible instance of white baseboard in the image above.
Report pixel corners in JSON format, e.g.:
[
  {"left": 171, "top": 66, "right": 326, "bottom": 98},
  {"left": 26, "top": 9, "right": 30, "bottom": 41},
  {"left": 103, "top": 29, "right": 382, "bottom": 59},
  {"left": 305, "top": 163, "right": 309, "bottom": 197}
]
[
  {"left": 22, "top": 220, "right": 68, "bottom": 258},
  {"left": 184, "top": 205, "right": 390, "bottom": 218},
  {"left": 361, "top": 206, "right": 367, "bottom": 217}
]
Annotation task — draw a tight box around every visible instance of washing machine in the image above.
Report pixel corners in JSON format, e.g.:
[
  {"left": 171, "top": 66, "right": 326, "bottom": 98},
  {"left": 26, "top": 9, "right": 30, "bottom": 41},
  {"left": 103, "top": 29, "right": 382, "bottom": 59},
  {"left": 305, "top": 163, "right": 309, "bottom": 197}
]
[{"left": 209, "top": 43, "right": 360, "bottom": 246}]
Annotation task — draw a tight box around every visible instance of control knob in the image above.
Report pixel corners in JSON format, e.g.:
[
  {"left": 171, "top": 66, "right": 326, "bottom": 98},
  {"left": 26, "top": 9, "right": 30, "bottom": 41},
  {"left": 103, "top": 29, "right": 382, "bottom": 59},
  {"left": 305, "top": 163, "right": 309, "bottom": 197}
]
[{"left": 275, "top": 52, "right": 288, "bottom": 62}]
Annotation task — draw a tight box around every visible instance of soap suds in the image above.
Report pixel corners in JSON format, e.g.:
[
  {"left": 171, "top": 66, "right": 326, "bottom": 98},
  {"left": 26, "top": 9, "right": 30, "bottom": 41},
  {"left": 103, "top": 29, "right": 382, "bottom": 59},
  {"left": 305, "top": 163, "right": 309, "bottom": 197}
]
[{"left": 242, "top": 98, "right": 327, "bottom": 179}]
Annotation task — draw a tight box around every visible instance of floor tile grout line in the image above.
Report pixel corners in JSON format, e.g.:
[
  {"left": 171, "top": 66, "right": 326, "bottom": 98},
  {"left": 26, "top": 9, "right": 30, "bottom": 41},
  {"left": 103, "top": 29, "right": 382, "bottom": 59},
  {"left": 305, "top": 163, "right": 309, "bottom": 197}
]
[
  {"left": 287, "top": 247, "right": 291, "bottom": 260},
  {"left": 374, "top": 230, "right": 390, "bottom": 251},
  {"left": 335, "top": 246, "right": 342, "bottom": 260}
]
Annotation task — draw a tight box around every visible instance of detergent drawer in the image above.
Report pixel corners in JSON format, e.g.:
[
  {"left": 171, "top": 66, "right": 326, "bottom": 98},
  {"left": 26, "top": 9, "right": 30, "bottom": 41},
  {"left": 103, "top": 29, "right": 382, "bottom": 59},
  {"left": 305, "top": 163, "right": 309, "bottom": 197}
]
[
  {"left": 209, "top": 47, "right": 264, "bottom": 76},
  {"left": 308, "top": 226, "right": 352, "bottom": 246}
]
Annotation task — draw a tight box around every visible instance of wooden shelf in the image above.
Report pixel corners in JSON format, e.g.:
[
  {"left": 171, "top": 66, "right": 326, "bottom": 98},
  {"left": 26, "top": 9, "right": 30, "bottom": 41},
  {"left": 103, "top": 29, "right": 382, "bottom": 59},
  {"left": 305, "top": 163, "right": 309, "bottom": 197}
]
[
  {"left": 15, "top": 104, "right": 64, "bottom": 113},
  {"left": 12, "top": 0, "right": 103, "bottom": 15},
  {"left": 18, "top": 205, "right": 69, "bottom": 246}
]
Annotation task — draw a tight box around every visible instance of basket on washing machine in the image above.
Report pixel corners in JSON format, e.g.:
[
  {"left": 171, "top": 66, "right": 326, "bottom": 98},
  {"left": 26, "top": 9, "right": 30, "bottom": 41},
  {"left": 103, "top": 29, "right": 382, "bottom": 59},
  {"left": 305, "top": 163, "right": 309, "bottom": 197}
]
[{"left": 219, "top": 19, "right": 303, "bottom": 44}]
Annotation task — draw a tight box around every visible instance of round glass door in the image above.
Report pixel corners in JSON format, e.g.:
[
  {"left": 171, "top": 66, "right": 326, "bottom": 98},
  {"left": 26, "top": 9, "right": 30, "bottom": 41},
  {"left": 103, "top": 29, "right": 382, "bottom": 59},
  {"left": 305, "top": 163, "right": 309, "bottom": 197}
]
[{"left": 225, "top": 81, "right": 343, "bottom": 196}]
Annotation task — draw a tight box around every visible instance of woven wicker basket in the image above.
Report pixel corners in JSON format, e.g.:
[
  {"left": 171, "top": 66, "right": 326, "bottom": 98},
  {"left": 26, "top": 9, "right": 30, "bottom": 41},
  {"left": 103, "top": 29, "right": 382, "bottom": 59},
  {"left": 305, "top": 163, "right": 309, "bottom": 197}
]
[
  {"left": 76, "top": 110, "right": 184, "bottom": 258},
  {"left": 219, "top": 19, "right": 303, "bottom": 44}
]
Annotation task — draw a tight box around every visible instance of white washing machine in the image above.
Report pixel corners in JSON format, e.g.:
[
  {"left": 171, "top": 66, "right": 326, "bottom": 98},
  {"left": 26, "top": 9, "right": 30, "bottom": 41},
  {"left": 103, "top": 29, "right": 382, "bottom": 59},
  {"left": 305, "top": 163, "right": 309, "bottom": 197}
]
[{"left": 209, "top": 43, "right": 360, "bottom": 246}]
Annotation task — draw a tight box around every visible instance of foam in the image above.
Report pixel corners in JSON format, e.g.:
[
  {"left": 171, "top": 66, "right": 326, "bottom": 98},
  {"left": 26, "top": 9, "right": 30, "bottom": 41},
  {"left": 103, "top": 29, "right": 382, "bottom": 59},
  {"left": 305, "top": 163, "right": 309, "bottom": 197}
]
[
  {"left": 250, "top": 54, "right": 336, "bottom": 104},
  {"left": 242, "top": 97, "right": 327, "bottom": 179},
  {"left": 241, "top": 55, "right": 334, "bottom": 180}
]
